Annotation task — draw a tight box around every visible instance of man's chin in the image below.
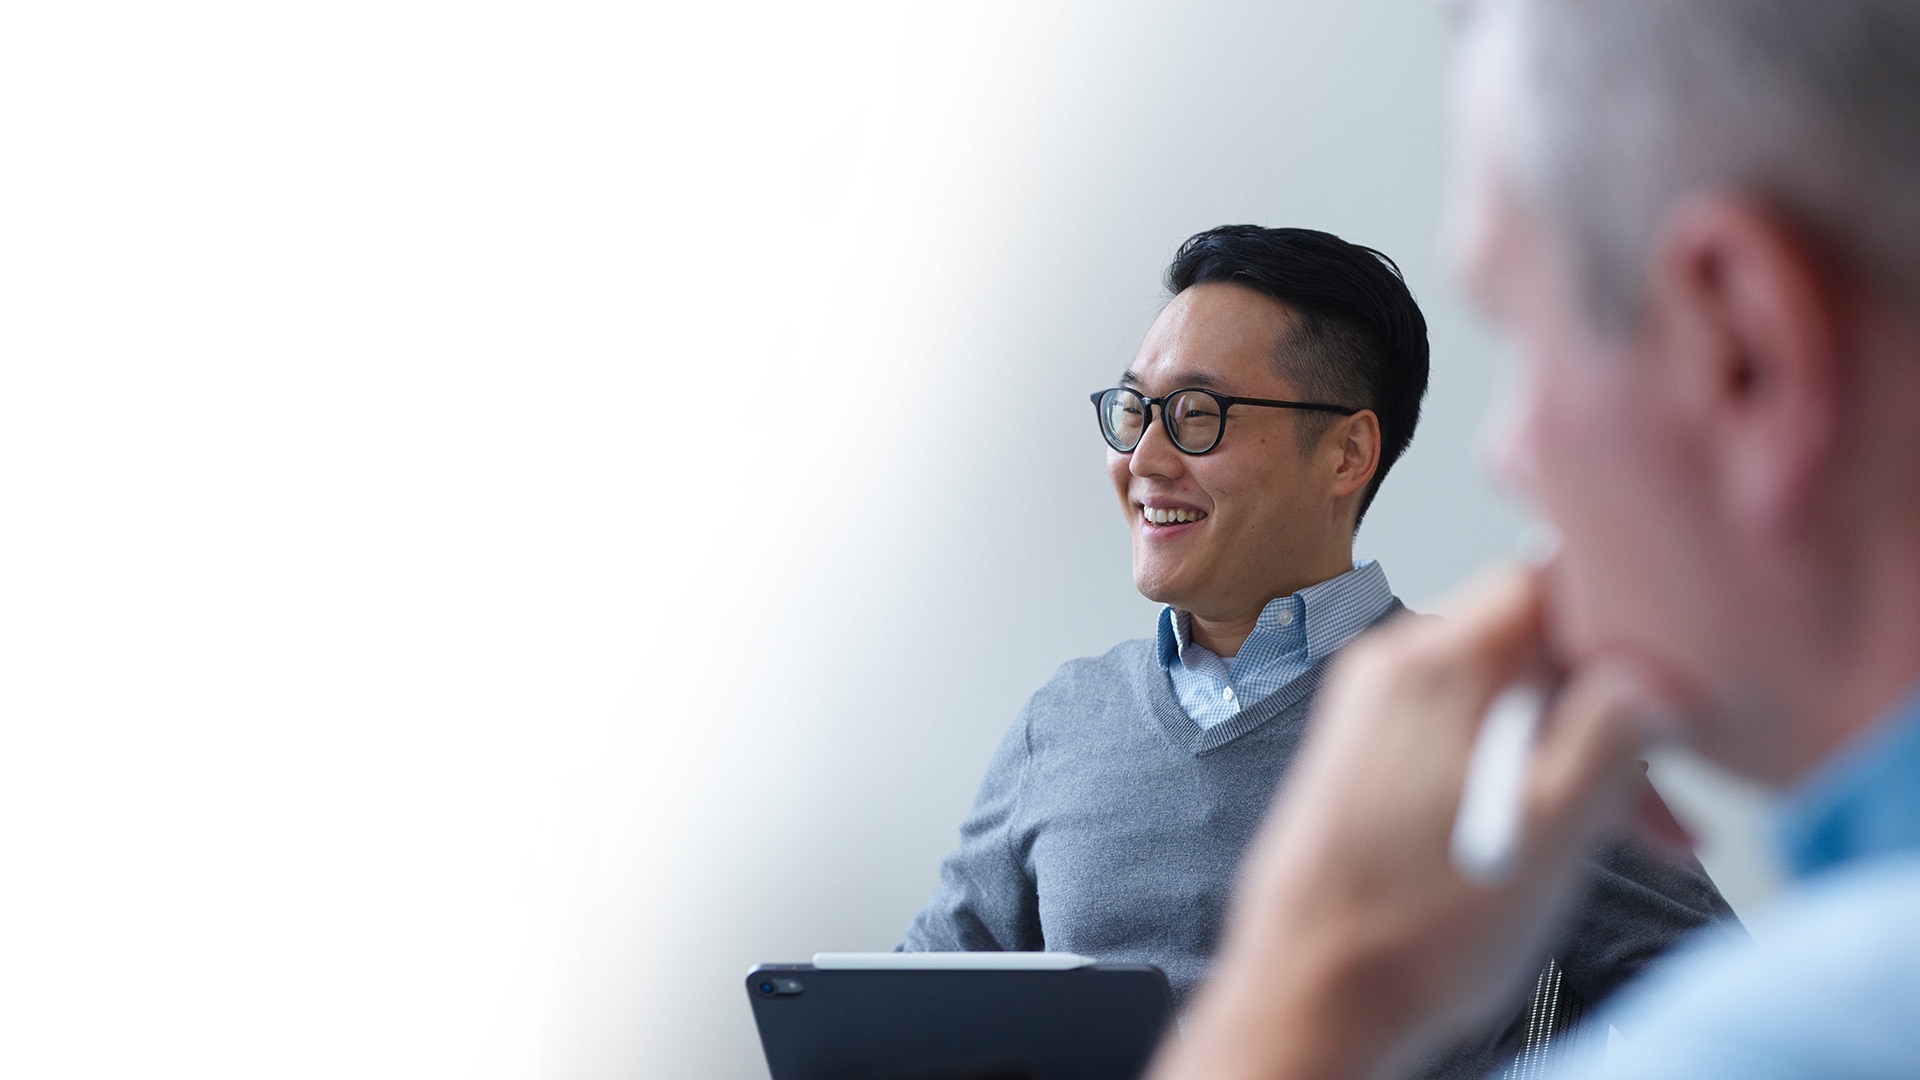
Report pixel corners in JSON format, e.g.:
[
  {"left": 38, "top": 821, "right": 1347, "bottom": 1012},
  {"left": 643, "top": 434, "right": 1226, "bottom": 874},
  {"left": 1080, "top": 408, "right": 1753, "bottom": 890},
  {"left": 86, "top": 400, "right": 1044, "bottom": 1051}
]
[
  {"left": 1542, "top": 566, "right": 1723, "bottom": 758},
  {"left": 1130, "top": 567, "right": 1186, "bottom": 609},
  {"left": 1538, "top": 559, "right": 1607, "bottom": 667}
]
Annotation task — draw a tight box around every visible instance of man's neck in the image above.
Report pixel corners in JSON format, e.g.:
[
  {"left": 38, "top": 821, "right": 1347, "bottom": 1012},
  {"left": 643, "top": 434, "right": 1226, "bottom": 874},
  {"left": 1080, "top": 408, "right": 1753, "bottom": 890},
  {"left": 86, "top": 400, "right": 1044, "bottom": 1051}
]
[
  {"left": 1778, "top": 319, "right": 1920, "bottom": 782},
  {"left": 1185, "top": 560, "right": 1358, "bottom": 657},
  {"left": 1188, "top": 611, "right": 1263, "bottom": 659},
  {"left": 1782, "top": 511, "right": 1920, "bottom": 783}
]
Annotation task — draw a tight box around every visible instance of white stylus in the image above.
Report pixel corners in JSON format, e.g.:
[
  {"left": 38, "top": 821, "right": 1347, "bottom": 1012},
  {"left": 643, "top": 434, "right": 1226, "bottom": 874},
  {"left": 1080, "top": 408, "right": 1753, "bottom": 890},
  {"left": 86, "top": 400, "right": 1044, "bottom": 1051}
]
[
  {"left": 1449, "top": 680, "right": 1547, "bottom": 886},
  {"left": 1448, "top": 521, "right": 1564, "bottom": 886},
  {"left": 811, "top": 952, "right": 1093, "bottom": 970}
]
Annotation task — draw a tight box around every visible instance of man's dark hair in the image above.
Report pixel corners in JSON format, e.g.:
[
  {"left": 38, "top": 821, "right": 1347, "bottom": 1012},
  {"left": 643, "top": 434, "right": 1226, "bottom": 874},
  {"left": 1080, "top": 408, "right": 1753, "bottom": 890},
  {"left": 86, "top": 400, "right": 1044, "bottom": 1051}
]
[{"left": 1166, "top": 224, "right": 1430, "bottom": 529}]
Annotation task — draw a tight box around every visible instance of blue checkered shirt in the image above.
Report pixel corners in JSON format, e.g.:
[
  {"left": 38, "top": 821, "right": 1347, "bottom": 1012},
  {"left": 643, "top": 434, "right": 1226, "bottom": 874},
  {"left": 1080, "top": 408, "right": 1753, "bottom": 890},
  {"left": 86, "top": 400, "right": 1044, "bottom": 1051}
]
[{"left": 1156, "top": 560, "right": 1394, "bottom": 730}]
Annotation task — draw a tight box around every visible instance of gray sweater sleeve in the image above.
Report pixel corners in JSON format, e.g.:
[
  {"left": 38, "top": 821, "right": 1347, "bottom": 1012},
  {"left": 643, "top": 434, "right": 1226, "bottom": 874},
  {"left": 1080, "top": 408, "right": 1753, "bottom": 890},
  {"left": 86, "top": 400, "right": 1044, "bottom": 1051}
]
[
  {"left": 1560, "top": 831, "right": 1744, "bottom": 1008},
  {"left": 898, "top": 711, "right": 1043, "bottom": 952}
]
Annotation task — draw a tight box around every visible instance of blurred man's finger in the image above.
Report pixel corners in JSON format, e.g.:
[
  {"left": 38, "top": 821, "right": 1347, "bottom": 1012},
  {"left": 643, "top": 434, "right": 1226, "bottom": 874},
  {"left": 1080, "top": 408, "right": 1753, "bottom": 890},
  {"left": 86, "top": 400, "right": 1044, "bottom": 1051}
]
[{"left": 1526, "top": 656, "right": 1674, "bottom": 853}]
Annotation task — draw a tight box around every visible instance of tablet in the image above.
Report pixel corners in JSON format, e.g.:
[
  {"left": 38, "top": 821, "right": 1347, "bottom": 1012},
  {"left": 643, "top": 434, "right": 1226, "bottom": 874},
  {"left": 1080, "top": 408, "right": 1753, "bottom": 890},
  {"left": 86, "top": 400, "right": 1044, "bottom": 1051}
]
[{"left": 745, "top": 953, "right": 1175, "bottom": 1080}]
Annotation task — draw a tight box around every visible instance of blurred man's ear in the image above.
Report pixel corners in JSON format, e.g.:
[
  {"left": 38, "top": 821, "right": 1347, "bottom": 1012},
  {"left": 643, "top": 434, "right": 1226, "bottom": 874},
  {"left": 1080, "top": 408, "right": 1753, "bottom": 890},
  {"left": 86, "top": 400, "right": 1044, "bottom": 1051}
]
[
  {"left": 1327, "top": 409, "right": 1382, "bottom": 500},
  {"left": 1652, "top": 196, "right": 1847, "bottom": 533}
]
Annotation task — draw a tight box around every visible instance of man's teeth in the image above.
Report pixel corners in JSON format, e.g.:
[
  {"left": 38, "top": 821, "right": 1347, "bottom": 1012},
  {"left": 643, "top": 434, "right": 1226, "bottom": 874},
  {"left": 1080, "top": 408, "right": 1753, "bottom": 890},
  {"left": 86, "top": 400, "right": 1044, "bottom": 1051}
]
[{"left": 1144, "top": 507, "right": 1203, "bottom": 525}]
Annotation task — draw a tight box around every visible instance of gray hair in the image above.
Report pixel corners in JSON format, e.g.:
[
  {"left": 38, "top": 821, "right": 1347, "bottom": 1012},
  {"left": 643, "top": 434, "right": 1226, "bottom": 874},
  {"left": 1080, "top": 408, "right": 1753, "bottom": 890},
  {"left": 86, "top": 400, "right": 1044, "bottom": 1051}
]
[{"left": 1480, "top": 0, "right": 1920, "bottom": 331}]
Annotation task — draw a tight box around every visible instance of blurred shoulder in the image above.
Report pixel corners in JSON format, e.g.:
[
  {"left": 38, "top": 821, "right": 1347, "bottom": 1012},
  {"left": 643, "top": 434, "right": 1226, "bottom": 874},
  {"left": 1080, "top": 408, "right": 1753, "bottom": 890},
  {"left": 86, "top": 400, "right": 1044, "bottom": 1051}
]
[{"left": 1587, "top": 853, "right": 1920, "bottom": 1077}]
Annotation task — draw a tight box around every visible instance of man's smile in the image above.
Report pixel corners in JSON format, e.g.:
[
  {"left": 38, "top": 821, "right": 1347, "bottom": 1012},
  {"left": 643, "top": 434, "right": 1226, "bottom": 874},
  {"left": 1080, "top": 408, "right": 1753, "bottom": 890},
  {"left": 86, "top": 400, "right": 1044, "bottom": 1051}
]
[{"left": 1142, "top": 505, "right": 1207, "bottom": 525}]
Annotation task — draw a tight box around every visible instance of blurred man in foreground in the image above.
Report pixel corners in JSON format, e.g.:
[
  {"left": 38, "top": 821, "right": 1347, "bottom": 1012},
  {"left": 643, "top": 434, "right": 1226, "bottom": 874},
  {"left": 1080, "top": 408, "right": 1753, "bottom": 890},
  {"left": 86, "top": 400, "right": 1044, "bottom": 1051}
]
[{"left": 1152, "top": 1, "right": 1920, "bottom": 1077}]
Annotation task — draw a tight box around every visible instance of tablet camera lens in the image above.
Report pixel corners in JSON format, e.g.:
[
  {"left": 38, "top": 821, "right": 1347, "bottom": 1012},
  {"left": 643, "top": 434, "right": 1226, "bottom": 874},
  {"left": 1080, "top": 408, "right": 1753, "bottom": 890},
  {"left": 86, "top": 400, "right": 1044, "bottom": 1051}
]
[{"left": 758, "top": 977, "right": 803, "bottom": 997}]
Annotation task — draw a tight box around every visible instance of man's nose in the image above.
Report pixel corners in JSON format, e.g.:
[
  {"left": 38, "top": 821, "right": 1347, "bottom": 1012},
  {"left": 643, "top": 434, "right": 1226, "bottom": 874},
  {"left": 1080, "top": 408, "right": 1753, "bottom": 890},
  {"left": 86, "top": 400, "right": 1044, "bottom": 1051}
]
[
  {"left": 1129, "top": 406, "right": 1185, "bottom": 478},
  {"left": 1479, "top": 374, "right": 1541, "bottom": 500}
]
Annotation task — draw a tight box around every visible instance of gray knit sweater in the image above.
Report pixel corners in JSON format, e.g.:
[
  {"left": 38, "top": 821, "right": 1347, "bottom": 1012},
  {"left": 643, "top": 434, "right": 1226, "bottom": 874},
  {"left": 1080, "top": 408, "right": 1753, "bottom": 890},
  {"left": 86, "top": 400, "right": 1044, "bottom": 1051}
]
[{"left": 900, "top": 608, "right": 1739, "bottom": 1079}]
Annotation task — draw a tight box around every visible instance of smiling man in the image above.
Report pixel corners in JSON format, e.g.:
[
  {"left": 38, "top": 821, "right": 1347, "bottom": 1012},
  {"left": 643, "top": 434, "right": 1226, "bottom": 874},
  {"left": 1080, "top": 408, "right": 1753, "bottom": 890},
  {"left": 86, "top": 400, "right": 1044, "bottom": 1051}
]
[{"left": 901, "top": 225, "right": 1734, "bottom": 1079}]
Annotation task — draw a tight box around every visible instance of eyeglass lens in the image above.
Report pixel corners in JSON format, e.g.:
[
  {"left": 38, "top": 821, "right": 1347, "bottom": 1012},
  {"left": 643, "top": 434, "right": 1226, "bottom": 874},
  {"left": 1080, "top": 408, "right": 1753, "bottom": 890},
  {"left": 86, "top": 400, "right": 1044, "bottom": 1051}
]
[{"left": 1099, "top": 388, "right": 1223, "bottom": 453}]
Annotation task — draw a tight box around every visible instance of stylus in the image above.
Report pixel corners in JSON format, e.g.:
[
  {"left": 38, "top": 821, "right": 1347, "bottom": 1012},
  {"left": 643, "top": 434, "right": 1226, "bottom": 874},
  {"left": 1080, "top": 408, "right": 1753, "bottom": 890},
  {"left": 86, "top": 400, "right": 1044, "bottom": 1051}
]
[
  {"left": 1448, "top": 522, "right": 1564, "bottom": 886},
  {"left": 1449, "top": 679, "right": 1546, "bottom": 886},
  {"left": 812, "top": 952, "right": 1095, "bottom": 970}
]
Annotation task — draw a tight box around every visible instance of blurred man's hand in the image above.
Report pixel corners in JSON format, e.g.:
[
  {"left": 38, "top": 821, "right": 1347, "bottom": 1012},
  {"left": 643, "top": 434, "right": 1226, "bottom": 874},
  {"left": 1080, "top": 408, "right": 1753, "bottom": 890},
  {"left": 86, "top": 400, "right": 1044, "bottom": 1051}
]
[{"left": 1151, "top": 567, "right": 1675, "bottom": 1080}]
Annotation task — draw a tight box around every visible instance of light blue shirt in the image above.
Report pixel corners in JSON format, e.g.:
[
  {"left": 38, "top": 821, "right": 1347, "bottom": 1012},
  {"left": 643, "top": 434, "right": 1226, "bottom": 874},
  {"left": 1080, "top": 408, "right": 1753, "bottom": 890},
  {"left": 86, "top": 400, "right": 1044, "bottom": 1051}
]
[
  {"left": 1556, "top": 683, "right": 1920, "bottom": 1078},
  {"left": 1155, "top": 561, "right": 1394, "bottom": 730}
]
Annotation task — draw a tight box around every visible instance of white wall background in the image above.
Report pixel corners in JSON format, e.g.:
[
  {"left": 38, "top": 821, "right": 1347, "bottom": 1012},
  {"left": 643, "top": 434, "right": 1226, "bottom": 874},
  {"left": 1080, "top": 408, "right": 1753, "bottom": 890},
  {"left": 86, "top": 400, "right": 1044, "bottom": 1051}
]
[{"left": 0, "top": 3, "right": 1775, "bottom": 1078}]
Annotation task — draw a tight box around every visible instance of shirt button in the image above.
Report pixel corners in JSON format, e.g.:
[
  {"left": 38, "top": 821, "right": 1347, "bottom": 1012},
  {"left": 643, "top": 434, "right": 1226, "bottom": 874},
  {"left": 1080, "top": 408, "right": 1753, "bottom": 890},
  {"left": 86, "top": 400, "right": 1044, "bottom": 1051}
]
[
  {"left": 1221, "top": 686, "right": 1235, "bottom": 702},
  {"left": 1277, "top": 609, "right": 1296, "bottom": 627}
]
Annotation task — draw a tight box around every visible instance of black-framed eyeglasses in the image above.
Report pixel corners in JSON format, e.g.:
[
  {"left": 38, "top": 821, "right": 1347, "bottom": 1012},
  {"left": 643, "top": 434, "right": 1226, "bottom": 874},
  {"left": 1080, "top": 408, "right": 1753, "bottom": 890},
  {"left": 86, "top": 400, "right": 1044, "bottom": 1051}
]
[{"left": 1089, "top": 386, "right": 1359, "bottom": 455}]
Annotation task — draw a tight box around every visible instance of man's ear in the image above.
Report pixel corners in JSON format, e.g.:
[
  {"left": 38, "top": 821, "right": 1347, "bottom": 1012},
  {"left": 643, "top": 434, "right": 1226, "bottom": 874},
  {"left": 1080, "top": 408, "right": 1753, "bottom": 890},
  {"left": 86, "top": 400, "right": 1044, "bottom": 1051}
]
[
  {"left": 1327, "top": 408, "right": 1382, "bottom": 500},
  {"left": 1651, "top": 197, "right": 1848, "bottom": 532}
]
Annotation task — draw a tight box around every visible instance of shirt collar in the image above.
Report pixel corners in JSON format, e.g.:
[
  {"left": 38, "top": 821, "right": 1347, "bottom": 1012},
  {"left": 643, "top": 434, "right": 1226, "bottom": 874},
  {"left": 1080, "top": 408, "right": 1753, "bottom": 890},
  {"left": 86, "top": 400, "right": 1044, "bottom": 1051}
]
[
  {"left": 1155, "top": 605, "right": 1189, "bottom": 668},
  {"left": 1776, "top": 681, "right": 1920, "bottom": 879},
  {"left": 1298, "top": 560, "right": 1392, "bottom": 661},
  {"left": 1155, "top": 560, "right": 1391, "bottom": 667}
]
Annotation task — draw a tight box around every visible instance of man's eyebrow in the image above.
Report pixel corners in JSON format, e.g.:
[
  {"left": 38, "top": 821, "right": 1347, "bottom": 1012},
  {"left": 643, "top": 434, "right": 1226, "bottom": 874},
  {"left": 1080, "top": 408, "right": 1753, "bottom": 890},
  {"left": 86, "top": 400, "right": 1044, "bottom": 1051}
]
[{"left": 1117, "top": 370, "right": 1225, "bottom": 390}]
